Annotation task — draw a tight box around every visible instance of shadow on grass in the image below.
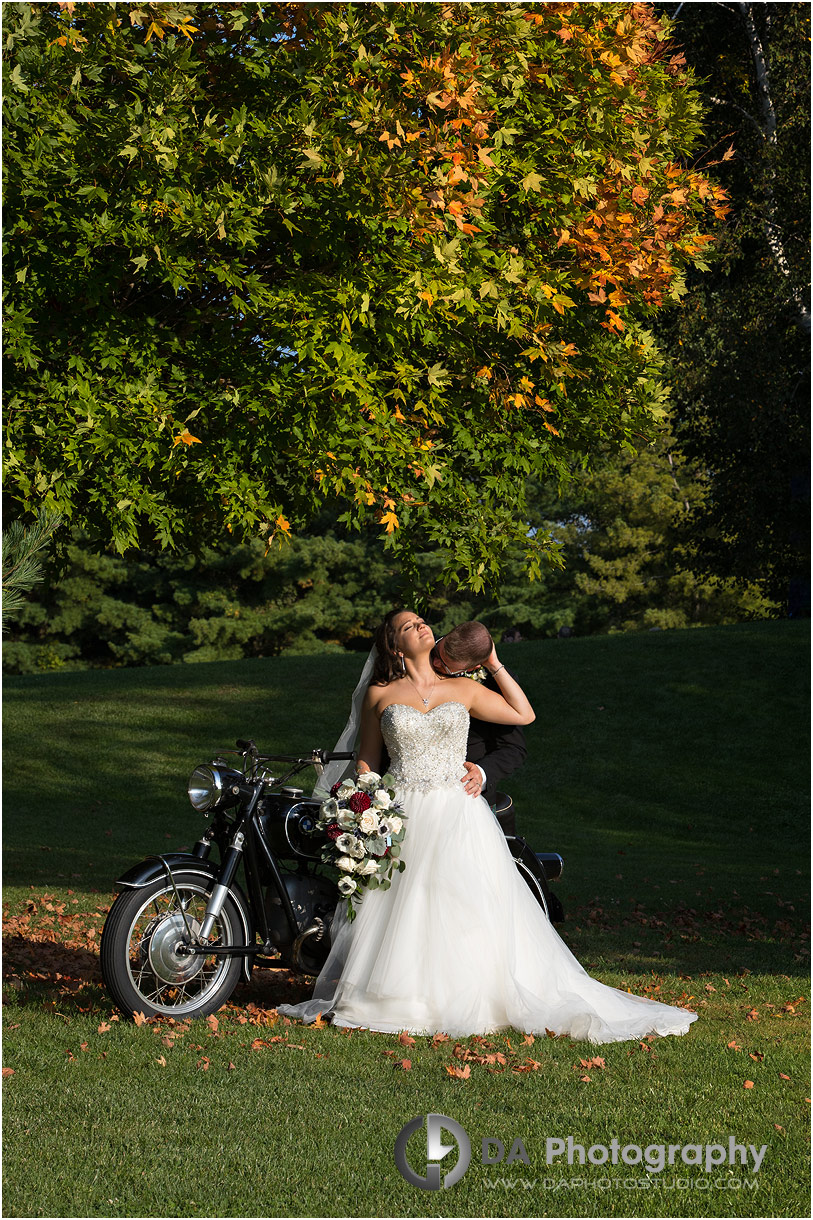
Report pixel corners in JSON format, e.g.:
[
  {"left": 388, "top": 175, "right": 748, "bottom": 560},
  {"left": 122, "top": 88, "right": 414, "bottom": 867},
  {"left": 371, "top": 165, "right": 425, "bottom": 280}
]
[{"left": 3, "top": 928, "right": 316, "bottom": 1018}]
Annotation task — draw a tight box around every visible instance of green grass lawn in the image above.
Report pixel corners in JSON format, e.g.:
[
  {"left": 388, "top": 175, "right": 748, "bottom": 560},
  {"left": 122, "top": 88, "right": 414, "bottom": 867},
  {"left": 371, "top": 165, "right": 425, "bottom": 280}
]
[{"left": 3, "top": 621, "right": 810, "bottom": 1217}]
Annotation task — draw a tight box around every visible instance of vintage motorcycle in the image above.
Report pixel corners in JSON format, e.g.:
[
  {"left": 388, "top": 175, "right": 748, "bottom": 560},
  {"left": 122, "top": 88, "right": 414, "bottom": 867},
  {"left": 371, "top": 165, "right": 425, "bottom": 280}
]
[{"left": 100, "top": 738, "right": 564, "bottom": 1020}]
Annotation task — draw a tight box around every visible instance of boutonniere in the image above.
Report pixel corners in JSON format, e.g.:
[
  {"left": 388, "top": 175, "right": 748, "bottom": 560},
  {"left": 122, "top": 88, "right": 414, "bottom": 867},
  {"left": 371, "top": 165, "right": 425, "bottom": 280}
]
[{"left": 467, "top": 667, "right": 488, "bottom": 683}]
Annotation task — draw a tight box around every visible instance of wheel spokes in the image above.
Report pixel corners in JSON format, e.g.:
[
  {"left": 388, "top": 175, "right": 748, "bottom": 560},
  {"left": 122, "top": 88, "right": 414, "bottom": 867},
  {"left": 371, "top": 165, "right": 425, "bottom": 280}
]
[{"left": 126, "top": 883, "right": 234, "bottom": 1012}]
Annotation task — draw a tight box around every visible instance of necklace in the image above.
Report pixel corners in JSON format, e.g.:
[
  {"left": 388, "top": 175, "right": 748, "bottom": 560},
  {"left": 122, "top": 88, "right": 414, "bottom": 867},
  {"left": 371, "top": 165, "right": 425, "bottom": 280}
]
[{"left": 405, "top": 672, "right": 436, "bottom": 708}]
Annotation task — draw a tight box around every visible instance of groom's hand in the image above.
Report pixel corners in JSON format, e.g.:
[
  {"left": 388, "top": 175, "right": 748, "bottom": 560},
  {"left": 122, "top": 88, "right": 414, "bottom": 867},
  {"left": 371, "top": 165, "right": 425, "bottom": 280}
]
[{"left": 461, "top": 760, "right": 483, "bottom": 797}]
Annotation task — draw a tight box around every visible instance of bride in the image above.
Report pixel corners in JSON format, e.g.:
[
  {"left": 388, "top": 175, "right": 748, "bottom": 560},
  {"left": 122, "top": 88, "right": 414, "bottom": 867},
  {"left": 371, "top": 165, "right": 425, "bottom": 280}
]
[{"left": 277, "top": 609, "right": 698, "bottom": 1043}]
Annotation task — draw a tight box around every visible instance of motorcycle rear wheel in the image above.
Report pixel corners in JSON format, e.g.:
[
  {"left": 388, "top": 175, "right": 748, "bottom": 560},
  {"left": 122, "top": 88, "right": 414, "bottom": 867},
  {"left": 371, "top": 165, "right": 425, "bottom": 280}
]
[{"left": 100, "top": 871, "right": 246, "bottom": 1019}]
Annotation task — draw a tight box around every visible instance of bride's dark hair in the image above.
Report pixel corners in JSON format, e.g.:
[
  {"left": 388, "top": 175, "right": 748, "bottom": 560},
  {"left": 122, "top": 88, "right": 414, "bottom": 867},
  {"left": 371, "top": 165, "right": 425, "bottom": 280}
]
[{"left": 370, "top": 608, "right": 408, "bottom": 686}]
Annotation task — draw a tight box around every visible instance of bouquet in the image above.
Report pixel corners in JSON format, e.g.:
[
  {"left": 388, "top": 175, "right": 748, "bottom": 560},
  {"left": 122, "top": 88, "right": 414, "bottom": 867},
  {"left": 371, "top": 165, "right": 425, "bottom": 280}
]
[{"left": 316, "top": 771, "right": 407, "bottom": 920}]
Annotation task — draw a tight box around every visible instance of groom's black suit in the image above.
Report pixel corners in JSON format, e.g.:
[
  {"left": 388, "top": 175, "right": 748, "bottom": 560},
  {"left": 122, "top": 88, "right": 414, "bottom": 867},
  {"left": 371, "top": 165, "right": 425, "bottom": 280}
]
[{"left": 467, "top": 672, "right": 527, "bottom": 807}]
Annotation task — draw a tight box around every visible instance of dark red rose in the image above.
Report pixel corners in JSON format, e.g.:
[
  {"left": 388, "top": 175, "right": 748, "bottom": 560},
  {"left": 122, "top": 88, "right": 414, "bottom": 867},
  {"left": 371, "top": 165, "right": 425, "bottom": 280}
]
[
  {"left": 330, "top": 781, "right": 342, "bottom": 796},
  {"left": 325, "top": 823, "right": 343, "bottom": 840},
  {"left": 348, "top": 791, "right": 372, "bottom": 813}
]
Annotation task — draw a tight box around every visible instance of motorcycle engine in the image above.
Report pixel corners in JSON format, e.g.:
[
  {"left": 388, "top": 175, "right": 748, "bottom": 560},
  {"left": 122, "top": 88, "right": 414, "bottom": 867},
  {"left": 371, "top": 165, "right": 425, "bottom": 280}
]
[{"left": 265, "top": 874, "right": 337, "bottom": 973}]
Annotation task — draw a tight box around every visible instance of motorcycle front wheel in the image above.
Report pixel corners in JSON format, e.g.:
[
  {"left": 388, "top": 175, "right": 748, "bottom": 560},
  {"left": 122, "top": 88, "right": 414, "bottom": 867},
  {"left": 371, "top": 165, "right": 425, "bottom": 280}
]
[{"left": 100, "top": 871, "right": 247, "bottom": 1019}]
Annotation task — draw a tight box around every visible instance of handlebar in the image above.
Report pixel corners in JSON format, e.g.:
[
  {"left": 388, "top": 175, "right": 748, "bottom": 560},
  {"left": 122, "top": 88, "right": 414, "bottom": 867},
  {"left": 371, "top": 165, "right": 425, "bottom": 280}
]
[{"left": 228, "top": 741, "right": 355, "bottom": 766}]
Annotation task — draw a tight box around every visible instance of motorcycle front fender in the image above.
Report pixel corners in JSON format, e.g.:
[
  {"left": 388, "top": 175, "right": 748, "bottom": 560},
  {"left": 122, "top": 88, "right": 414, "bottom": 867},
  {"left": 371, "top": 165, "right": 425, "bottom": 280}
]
[{"left": 113, "top": 853, "right": 254, "bottom": 983}]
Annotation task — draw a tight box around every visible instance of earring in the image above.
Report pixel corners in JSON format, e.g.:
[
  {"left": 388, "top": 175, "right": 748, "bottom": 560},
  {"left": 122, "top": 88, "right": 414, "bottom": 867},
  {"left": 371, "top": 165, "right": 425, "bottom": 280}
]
[{"left": 399, "top": 654, "right": 406, "bottom": 675}]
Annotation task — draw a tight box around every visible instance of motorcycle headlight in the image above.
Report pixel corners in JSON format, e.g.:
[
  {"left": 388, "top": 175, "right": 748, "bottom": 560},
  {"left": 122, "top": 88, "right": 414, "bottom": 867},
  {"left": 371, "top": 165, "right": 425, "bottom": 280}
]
[{"left": 188, "top": 765, "right": 225, "bottom": 812}]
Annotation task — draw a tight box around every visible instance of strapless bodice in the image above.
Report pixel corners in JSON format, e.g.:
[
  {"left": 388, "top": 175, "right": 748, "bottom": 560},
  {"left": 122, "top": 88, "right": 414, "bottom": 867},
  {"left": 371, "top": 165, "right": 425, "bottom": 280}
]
[{"left": 380, "top": 701, "right": 469, "bottom": 791}]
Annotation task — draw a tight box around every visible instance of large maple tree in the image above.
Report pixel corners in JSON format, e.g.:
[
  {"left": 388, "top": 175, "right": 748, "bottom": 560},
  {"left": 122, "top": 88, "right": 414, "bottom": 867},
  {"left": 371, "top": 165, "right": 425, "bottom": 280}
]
[{"left": 4, "top": 1, "right": 727, "bottom": 588}]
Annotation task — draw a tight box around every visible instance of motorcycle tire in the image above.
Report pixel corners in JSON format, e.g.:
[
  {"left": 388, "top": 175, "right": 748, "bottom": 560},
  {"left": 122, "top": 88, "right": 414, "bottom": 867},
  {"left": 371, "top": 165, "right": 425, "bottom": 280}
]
[{"left": 100, "top": 870, "right": 247, "bottom": 1020}]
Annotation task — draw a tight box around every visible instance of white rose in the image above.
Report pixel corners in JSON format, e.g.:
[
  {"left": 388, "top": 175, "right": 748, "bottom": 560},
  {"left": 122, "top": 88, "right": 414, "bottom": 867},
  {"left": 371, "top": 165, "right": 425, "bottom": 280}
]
[
  {"left": 337, "top": 806, "right": 357, "bottom": 829},
  {"left": 382, "top": 815, "right": 403, "bottom": 835},
  {"left": 358, "top": 858, "right": 380, "bottom": 876},
  {"left": 320, "top": 797, "right": 339, "bottom": 820},
  {"left": 372, "top": 789, "right": 392, "bottom": 810},
  {"left": 337, "top": 779, "right": 356, "bottom": 798},
  {"left": 356, "top": 771, "right": 381, "bottom": 792},
  {"left": 338, "top": 876, "right": 357, "bottom": 895},
  {"left": 336, "top": 855, "right": 356, "bottom": 873},
  {"left": 358, "top": 810, "right": 379, "bottom": 835}
]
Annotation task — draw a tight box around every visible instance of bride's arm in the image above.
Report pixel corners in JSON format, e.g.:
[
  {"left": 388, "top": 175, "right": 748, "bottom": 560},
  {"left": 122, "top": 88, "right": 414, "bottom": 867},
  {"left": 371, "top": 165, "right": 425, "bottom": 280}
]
[
  {"left": 466, "top": 647, "right": 535, "bottom": 726},
  {"left": 356, "top": 689, "right": 384, "bottom": 774}
]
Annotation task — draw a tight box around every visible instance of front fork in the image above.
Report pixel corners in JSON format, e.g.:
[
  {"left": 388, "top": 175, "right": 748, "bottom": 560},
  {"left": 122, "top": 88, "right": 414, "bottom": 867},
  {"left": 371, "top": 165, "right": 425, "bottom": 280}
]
[{"left": 196, "top": 829, "right": 245, "bottom": 941}]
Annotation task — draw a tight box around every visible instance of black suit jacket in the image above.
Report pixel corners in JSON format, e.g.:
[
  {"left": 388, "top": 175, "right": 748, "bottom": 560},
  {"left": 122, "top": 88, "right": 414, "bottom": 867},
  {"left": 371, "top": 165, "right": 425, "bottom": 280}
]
[
  {"left": 378, "top": 674, "right": 527, "bottom": 806},
  {"left": 466, "top": 672, "right": 527, "bottom": 805}
]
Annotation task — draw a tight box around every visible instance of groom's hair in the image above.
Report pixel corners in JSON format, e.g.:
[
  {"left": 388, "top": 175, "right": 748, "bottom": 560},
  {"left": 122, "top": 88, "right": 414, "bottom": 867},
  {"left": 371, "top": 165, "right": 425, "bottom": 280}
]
[{"left": 443, "top": 621, "right": 492, "bottom": 666}]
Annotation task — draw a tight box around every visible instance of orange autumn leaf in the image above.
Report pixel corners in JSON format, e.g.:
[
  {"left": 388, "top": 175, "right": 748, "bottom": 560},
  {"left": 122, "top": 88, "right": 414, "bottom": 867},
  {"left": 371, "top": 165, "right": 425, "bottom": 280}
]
[
  {"left": 133, "top": 1010, "right": 148, "bottom": 1027},
  {"left": 380, "top": 510, "right": 399, "bottom": 533},
  {"left": 2, "top": 1068, "right": 15, "bottom": 1078},
  {"left": 206, "top": 1014, "right": 219, "bottom": 1035},
  {"left": 445, "top": 1064, "right": 471, "bottom": 1079},
  {"left": 172, "top": 429, "right": 202, "bottom": 447},
  {"left": 394, "top": 1058, "right": 412, "bottom": 1070},
  {"left": 743, "top": 1079, "right": 754, "bottom": 1089},
  {"left": 275, "top": 513, "right": 291, "bottom": 534},
  {"left": 398, "top": 1032, "right": 416, "bottom": 1047},
  {"left": 97, "top": 1021, "right": 111, "bottom": 1034}
]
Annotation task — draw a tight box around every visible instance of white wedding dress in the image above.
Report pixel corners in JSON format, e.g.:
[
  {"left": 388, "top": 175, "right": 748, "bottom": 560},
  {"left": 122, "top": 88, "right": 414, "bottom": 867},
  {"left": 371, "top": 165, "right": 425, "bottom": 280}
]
[{"left": 277, "top": 701, "right": 698, "bottom": 1043}]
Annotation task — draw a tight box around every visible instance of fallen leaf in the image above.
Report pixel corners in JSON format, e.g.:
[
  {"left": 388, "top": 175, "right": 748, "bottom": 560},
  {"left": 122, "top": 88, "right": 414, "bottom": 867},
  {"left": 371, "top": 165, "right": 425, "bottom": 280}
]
[
  {"left": 398, "top": 1032, "right": 415, "bottom": 1047},
  {"left": 445, "top": 1064, "right": 471, "bottom": 1079},
  {"left": 133, "top": 1011, "right": 147, "bottom": 1027},
  {"left": 522, "top": 1034, "right": 535, "bottom": 1046},
  {"left": 774, "top": 1124, "right": 784, "bottom": 1131},
  {"left": 749, "top": 1052, "right": 764, "bottom": 1062},
  {"left": 197, "top": 1057, "right": 210, "bottom": 1071},
  {"left": 728, "top": 1040, "right": 742, "bottom": 1051},
  {"left": 779, "top": 1073, "right": 790, "bottom": 1080},
  {"left": 579, "top": 1074, "right": 592, "bottom": 1082},
  {"left": 227, "top": 1062, "right": 236, "bottom": 1071},
  {"left": 743, "top": 1080, "right": 754, "bottom": 1089},
  {"left": 2, "top": 1068, "right": 15, "bottom": 1078},
  {"left": 156, "top": 1055, "right": 167, "bottom": 1067},
  {"left": 394, "top": 1059, "right": 412, "bottom": 1070},
  {"left": 430, "top": 1033, "right": 449, "bottom": 1048},
  {"left": 206, "top": 1014, "right": 219, "bottom": 1035},
  {"left": 97, "top": 1022, "right": 111, "bottom": 1034}
]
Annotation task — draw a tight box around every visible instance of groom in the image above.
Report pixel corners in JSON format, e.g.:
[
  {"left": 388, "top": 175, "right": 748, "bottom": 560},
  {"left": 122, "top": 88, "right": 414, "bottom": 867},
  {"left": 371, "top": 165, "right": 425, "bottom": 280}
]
[{"left": 430, "top": 621, "right": 527, "bottom": 825}]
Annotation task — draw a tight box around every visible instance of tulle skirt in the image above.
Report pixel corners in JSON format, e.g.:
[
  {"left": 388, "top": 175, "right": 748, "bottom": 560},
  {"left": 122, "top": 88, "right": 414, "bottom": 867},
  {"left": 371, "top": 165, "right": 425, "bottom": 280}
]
[{"left": 277, "top": 781, "right": 698, "bottom": 1043}]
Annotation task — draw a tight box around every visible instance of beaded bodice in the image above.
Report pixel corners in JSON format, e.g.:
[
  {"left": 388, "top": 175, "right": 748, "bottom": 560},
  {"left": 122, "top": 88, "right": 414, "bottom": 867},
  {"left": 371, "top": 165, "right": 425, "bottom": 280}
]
[{"left": 380, "top": 701, "right": 469, "bottom": 791}]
